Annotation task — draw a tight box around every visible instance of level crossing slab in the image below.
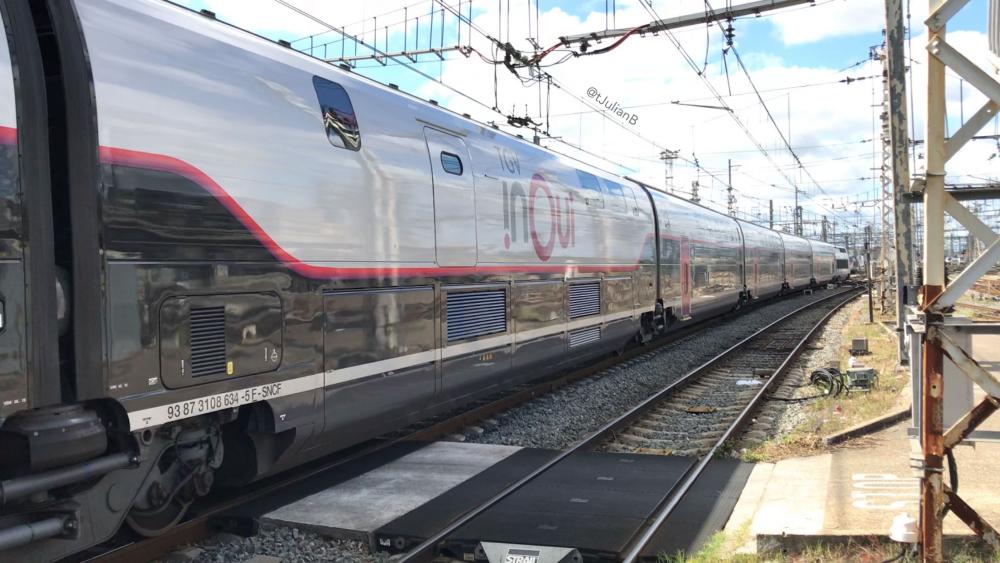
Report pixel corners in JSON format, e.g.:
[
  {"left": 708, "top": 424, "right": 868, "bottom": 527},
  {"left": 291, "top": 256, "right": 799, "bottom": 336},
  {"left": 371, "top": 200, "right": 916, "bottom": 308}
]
[
  {"left": 376, "top": 450, "right": 753, "bottom": 560},
  {"left": 261, "top": 441, "right": 521, "bottom": 542}
]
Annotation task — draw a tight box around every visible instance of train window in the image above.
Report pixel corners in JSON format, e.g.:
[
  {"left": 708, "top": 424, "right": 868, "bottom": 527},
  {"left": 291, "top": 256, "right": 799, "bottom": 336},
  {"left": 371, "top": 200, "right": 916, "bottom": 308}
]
[
  {"left": 313, "top": 76, "right": 361, "bottom": 151},
  {"left": 603, "top": 180, "right": 628, "bottom": 211},
  {"left": 693, "top": 265, "right": 710, "bottom": 289},
  {"left": 660, "top": 239, "right": 679, "bottom": 264},
  {"left": 440, "top": 152, "right": 463, "bottom": 175},
  {"left": 574, "top": 170, "right": 605, "bottom": 208}
]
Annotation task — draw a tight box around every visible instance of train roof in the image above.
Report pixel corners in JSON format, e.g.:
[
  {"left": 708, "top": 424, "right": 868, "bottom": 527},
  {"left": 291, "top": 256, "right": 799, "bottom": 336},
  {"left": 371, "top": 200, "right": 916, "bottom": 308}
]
[
  {"left": 163, "top": 0, "right": 834, "bottom": 252},
  {"left": 162, "top": 0, "right": 630, "bottom": 184}
]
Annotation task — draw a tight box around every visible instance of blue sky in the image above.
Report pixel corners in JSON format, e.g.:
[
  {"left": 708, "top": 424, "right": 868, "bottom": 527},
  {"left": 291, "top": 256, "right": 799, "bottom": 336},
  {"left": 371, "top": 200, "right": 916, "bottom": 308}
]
[{"left": 175, "top": 0, "right": 989, "bottom": 74}]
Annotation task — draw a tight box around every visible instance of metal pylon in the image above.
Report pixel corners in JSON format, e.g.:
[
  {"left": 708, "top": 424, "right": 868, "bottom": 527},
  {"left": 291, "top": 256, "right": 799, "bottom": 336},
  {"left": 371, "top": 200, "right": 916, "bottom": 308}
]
[
  {"left": 879, "top": 44, "right": 896, "bottom": 315},
  {"left": 908, "top": 0, "right": 1000, "bottom": 560}
]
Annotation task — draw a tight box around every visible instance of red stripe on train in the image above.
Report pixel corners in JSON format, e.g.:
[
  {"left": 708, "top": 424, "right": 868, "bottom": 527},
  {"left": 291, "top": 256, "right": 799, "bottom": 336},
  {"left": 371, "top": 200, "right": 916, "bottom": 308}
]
[
  {"left": 0, "top": 125, "right": 16, "bottom": 145},
  {"left": 99, "top": 146, "right": 644, "bottom": 280}
]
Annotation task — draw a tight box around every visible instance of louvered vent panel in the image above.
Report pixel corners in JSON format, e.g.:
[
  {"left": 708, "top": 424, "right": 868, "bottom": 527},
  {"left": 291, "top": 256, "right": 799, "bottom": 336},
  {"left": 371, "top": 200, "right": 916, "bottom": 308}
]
[
  {"left": 446, "top": 290, "right": 506, "bottom": 342},
  {"left": 190, "top": 306, "right": 227, "bottom": 377},
  {"left": 569, "top": 282, "right": 601, "bottom": 319},
  {"left": 569, "top": 326, "right": 601, "bottom": 348}
]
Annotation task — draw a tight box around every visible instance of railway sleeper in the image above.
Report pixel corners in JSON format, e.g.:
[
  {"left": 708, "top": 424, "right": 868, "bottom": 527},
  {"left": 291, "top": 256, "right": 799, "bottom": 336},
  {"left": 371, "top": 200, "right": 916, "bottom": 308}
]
[{"left": 619, "top": 427, "right": 690, "bottom": 440}]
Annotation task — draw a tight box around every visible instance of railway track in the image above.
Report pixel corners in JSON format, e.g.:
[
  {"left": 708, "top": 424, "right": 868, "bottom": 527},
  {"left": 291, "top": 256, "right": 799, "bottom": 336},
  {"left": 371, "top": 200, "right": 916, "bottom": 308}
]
[
  {"left": 77, "top": 288, "right": 849, "bottom": 563},
  {"left": 958, "top": 301, "right": 1000, "bottom": 320},
  {"left": 601, "top": 297, "right": 847, "bottom": 458},
  {"left": 397, "top": 286, "right": 861, "bottom": 562}
]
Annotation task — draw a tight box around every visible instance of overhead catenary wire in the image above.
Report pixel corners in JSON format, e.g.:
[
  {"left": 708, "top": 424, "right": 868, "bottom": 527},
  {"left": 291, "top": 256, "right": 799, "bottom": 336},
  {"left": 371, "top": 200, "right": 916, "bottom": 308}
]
[
  {"left": 435, "top": 0, "right": 838, "bottom": 215},
  {"left": 272, "top": 0, "right": 506, "bottom": 119},
  {"left": 543, "top": 75, "right": 877, "bottom": 118},
  {"left": 276, "top": 0, "right": 853, "bottom": 226},
  {"left": 431, "top": 0, "right": 737, "bottom": 189},
  {"left": 272, "top": 0, "right": 672, "bottom": 183},
  {"left": 632, "top": 1, "right": 807, "bottom": 198},
  {"left": 698, "top": 0, "right": 827, "bottom": 197}
]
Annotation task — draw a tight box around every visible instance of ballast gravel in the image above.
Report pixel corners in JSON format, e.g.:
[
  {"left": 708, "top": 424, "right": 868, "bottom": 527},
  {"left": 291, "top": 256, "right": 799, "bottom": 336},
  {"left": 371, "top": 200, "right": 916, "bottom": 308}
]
[
  {"left": 164, "top": 527, "right": 389, "bottom": 563},
  {"left": 463, "top": 288, "right": 850, "bottom": 450},
  {"left": 736, "top": 298, "right": 864, "bottom": 446}
]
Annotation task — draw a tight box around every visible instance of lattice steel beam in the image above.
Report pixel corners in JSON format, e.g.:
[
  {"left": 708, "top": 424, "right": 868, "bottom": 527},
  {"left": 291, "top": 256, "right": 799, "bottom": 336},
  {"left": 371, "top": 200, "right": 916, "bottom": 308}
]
[{"left": 913, "top": 0, "right": 1000, "bottom": 559}]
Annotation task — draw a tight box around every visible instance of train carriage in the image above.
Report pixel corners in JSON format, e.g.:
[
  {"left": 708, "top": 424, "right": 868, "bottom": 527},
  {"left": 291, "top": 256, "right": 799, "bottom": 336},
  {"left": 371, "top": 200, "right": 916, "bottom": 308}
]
[
  {"left": 64, "top": 0, "right": 667, "bottom": 533},
  {"left": 0, "top": 1, "right": 844, "bottom": 559},
  {"left": 779, "top": 233, "right": 813, "bottom": 290},
  {"left": 834, "top": 247, "right": 851, "bottom": 281},
  {"left": 644, "top": 189, "right": 743, "bottom": 322},
  {"left": 736, "top": 220, "right": 785, "bottom": 300},
  {"left": 809, "top": 240, "right": 839, "bottom": 285}
]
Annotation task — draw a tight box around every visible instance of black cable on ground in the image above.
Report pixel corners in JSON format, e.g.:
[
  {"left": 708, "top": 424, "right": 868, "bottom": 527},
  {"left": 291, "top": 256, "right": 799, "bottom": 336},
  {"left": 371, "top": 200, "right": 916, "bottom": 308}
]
[
  {"left": 765, "top": 393, "right": 829, "bottom": 402},
  {"left": 879, "top": 543, "right": 908, "bottom": 563},
  {"left": 766, "top": 368, "right": 851, "bottom": 401}
]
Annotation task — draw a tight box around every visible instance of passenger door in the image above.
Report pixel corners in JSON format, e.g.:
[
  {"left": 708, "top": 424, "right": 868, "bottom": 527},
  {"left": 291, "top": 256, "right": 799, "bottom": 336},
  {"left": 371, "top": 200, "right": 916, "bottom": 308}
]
[{"left": 424, "top": 128, "right": 476, "bottom": 266}]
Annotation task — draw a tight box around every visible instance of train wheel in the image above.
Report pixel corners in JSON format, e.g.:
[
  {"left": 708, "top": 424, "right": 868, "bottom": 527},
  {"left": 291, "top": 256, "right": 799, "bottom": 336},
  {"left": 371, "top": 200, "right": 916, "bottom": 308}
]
[
  {"left": 125, "top": 496, "right": 192, "bottom": 536},
  {"left": 126, "top": 421, "right": 223, "bottom": 536}
]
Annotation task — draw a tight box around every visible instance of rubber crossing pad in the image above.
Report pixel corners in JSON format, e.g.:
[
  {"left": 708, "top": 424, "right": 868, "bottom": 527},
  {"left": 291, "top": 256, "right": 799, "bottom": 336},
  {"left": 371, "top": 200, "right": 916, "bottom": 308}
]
[
  {"left": 376, "top": 449, "right": 698, "bottom": 559},
  {"left": 639, "top": 458, "right": 755, "bottom": 559}
]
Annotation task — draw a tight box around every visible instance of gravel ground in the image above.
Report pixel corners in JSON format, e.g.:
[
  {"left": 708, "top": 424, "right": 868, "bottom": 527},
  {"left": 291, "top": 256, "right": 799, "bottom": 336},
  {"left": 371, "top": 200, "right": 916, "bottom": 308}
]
[
  {"left": 158, "top": 527, "right": 389, "bottom": 563},
  {"left": 461, "top": 288, "right": 852, "bottom": 450},
  {"left": 734, "top": 297, "right": 862, "bottom": 449},
  {"left": 599, "top": 298, "right": 848, "bottom": 457}
]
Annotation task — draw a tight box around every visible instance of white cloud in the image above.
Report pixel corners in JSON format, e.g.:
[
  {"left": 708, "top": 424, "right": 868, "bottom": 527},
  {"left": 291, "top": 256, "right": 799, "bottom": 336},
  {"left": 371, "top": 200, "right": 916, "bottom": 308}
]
[{"left": 768, "top": 0, "right": 887, "bottom": 45}]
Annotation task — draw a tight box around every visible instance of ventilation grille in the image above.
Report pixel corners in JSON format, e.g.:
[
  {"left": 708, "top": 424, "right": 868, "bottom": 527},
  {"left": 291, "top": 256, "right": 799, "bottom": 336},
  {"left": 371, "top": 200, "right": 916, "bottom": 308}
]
[
  {"left": 190, "top": 306, "right": 227, "bottom": 377},
  {"left": 446, "top": 290, "right": 507, "bottom": 342},
  {"left": 569, "top": 326, "right": 601, "bottom": 348},
  {"left": 569, "top": 282, "right": 601, "bottom": 319}
]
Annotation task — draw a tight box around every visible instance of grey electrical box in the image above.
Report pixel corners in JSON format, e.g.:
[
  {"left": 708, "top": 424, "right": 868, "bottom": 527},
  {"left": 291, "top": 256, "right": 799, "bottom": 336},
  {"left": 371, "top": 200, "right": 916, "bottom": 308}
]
[
  {"left": 909, "top": 316, "right": 976, "bottom": 441},
  {"left": 846, "top": 367, "right": 877, "bottom": 389}
]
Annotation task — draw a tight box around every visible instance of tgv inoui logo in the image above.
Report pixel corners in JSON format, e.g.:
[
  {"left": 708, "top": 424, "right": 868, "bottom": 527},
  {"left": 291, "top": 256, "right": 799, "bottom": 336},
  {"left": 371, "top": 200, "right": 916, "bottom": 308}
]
[{"left": 502, "top": 173, "right": 575, "bottom": 261}]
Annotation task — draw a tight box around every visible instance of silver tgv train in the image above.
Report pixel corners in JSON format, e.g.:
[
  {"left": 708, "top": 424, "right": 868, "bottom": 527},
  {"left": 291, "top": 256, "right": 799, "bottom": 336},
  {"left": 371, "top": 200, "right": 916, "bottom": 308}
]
[{"left": 0, "top": 0, "right": 842, "bottom": 558}]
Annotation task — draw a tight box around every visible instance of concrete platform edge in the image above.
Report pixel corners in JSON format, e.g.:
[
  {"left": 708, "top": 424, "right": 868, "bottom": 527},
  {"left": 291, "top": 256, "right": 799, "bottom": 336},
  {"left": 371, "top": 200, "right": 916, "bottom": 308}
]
[{"left": 823, "top": 406, "right": 911, "bottom": 446}]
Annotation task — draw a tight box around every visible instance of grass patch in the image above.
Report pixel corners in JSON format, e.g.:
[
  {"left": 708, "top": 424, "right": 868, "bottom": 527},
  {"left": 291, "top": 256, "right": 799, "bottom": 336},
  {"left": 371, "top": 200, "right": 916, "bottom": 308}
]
[
  {"left": 741, "top": 301, "right": 907, "bottom": 463},
  {"left": 664, "top": 532, "right": 996, "bottom": 562},
  {"left": 659, "top": 522, "right": 758, "bottom": 563}
]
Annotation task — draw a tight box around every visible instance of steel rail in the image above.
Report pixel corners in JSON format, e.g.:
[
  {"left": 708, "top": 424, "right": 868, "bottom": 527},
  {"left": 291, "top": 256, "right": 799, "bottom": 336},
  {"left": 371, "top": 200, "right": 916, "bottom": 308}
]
[
  {"left": 84, "top": 288, "right": 813, "bottom": 563},
  {"left": 399, "top": 286, "right": 862, "bottom": 562},
  {"left": 620, "top": 288, "right": 860, "bottom": 561}
]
